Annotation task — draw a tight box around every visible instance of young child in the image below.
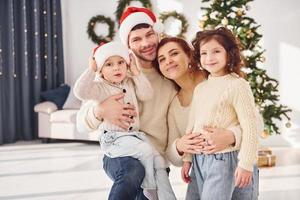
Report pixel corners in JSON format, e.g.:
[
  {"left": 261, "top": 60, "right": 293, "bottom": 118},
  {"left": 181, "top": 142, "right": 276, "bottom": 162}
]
[
  {"left": 73, "top": 41, "right": 176, "bottom": 200},
  {"left": 181, "top": 27, "right": 260, "bottom": 199}
]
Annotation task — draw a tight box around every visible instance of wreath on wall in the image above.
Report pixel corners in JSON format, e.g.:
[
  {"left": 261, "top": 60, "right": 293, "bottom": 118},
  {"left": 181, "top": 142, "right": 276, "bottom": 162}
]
[
  {"left": 159, "top": 11, "right": 189, "bottom": 38},
  {"left": 87, "top": 15, "right": 115, "bottom": 44},
  {"left": 115, "top": 0, "right": 152, "bottom": 25}
]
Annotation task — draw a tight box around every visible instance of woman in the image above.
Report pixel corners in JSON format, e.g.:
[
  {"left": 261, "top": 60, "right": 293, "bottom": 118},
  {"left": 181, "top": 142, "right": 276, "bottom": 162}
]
[{"left": 156, "top": 37, "right": 260, "bottom": 200}]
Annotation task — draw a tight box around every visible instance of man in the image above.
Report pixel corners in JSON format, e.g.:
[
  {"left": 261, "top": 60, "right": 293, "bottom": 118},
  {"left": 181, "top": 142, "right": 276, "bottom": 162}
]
[{"left": 77, "top": 7, "right": 177, "bottom": 200}]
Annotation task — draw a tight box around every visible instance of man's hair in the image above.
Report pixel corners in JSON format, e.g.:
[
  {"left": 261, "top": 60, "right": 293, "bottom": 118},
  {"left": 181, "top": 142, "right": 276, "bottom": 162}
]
[{"left": 131, "top": 23, "right": 151, "bottom": 32}]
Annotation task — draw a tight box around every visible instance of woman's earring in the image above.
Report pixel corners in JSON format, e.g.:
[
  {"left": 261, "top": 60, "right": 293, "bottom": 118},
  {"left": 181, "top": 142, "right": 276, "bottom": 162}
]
[{"left": 188, "top": 63, "right": 192, "bottom": 69}]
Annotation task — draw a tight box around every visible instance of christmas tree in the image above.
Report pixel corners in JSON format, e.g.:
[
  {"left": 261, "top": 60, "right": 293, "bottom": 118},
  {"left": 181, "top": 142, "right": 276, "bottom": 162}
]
[{"left": 198, "top": 0, "right": 291, "bottom": 135}]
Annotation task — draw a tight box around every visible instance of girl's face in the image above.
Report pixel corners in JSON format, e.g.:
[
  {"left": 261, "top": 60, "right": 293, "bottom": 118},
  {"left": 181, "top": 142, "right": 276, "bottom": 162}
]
[
  {"left": 101, "top": 56, "right": 127, "bottom": 83},
  {"left": 199, "top": 39, "right": 227, "bottom": 77},
  {"left": 157, "top": 42, "right": 190, "bottom": 80}
]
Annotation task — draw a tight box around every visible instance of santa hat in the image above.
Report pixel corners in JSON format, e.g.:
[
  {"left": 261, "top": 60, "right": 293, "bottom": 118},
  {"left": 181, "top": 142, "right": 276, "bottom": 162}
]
[
  {"left": 93, "top": 41, "right": 130, "bottom": 82},
  {"left": 93, "top": 41, "right": 130, "bottom": 71},
  {"left": 119, "top": 7, "right": 164, "bottom": 46}
]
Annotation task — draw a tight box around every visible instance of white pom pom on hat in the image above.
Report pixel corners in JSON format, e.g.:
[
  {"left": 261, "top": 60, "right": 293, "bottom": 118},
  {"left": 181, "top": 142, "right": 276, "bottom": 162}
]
[{"left": 118, "top": 7, "right": 164, "bottom": 46}]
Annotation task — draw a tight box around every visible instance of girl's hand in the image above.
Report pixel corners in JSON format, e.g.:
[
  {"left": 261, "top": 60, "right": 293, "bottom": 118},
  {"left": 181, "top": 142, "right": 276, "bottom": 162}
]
[
  {"left": 129, "top": 53, "right": 140, "bottom": 76},
  {"left": 198, "top": 126, "right": 235, "bottom": 154},
  {"left": 235, "top": 167, "right": 252, "bottom": 188},
  {"left": 89, "top": 57, "right": 97, "bottom": 72},
  {"left": 176, "top": 132, "right": 205, "bottom": 155},
  {"left": 181, "top": 162, "right": 192, "bottom": 183}
]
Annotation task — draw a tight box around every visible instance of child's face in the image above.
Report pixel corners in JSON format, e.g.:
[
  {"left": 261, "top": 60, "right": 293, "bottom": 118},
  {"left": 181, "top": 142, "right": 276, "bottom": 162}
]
[
  {"left": 200, "top": 39, "right": 227, "bottom": 77},
  {"left": 101, "top": 56, "right": 127, "bottom": 83}
]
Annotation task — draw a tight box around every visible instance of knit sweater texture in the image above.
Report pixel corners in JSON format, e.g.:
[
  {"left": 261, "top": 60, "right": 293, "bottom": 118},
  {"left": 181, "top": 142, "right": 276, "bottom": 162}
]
[
  {"left": 76, "top": 67, "right": 177, "bottom": 154},
  {"left": 184, "top": 73, "right": 260, "bottom": 171}
]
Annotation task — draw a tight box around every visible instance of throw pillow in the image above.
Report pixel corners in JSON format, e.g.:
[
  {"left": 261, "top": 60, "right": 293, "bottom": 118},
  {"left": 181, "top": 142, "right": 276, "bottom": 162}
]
[
  {"left": 40, "top": 84, "right": 70, "bottom": 109},
  {"left": 63, "top": 87, "right": 82, "bottom": 109}
]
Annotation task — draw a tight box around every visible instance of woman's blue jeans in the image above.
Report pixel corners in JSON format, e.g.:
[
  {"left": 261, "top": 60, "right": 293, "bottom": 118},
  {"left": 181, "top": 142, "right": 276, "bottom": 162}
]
[{"left": 103, "top": 155, "right": 148, "bottom": 200}]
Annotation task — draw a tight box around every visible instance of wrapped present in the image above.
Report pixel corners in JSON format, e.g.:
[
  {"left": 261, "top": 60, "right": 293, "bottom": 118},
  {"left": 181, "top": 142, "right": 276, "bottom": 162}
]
[
  {"left": 258, "top": 148, "right": 272, "bottom": 156},
  {"left": 258, "top": 153, "right": 276, "bottom": 167},
  {"left": 257, "top": 146, "right": 276, "bottom": 167}
]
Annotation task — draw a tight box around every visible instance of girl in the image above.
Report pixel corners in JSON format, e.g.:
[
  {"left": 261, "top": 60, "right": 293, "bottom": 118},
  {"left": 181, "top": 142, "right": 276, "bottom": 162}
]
[
  {"left": 73, "top": 41, "right": 176, "bottom": 200},
  {"left": 181, "top": 27, "right": 260, "bottom": 200}
]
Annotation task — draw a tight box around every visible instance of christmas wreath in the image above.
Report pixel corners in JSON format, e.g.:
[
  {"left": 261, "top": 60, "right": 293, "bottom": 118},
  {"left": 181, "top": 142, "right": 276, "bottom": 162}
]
[
  {"left": 87, "top": 15, "right": 115, "bottom": 44},
  {"left": 159, "top": 11, "right": 189, "bottom": 38},
  {"left": 115, "top": 0, "right": 152, "bottom": 24}
]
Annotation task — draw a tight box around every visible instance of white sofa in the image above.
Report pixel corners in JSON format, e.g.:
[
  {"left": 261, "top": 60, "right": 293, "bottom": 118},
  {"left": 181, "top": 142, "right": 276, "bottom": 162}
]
[{"left": 34, "top": 90, "right": 99, "bottom": 142}]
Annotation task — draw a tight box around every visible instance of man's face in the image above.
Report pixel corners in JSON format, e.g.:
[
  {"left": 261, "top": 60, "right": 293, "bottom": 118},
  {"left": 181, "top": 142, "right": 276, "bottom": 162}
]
[{"left": 128, "top": 27, "right": 159, "bottom": 62}]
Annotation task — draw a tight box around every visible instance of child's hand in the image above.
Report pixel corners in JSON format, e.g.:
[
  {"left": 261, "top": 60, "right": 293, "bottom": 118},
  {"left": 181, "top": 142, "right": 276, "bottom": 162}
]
[
  {"left": 234, "top": 166, "right": 252, "bottom": 188},
  {"left": 89, "top": 57, "right": 97, "bottom": 72},
  {"left": 129, "top": 53, "right": 140, "bottom": 76},
  {"left": 181, "top": 162, "right": 192, "bottom": 183}
]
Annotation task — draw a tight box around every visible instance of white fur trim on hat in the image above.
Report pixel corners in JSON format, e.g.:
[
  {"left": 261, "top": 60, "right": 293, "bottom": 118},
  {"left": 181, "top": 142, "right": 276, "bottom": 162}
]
[
  {"left": 119, "top": 12, "right": 164, "bottom": 46},
  {"left": 93, "top": 41, "right": 130, "bottom": 72}
]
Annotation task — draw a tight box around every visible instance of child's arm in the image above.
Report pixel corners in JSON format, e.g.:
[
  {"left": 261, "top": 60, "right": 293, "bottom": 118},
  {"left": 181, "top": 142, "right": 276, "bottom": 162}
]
[
  {"left": 129, "top": 54, "right": 154, "bottom": 101},
  {"left": 73, "top": 58, "right": 99, "bottom": 101},
  {"left": 232, "top": 79, "right": 259, "bottom": 172}
]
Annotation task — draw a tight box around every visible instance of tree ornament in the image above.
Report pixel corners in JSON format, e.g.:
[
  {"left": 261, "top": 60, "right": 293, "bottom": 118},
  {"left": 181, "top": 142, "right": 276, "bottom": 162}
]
[
  {"left": 236, "top": 9, "right": 244, "bottom": 17},
  {"left": 261, "top": 130, "right": 270, "bottom": 138},
  {"left": 221, "top": 17, "right": 228, "bottom": 26},
  {"left": 87, "top": 15, "right": 115, "bottom": 44},
  {"left": 285, "top": 121, "right": 292, "bottom": 128},
  {"left": 202, "top": 15, "right": 209, "bottom": 21},
  {"left": 260, "top": 56, "right": 266, "bottom": 62},
  {"left": 199, "top": 20, "right": 205, "bottom": 29}
]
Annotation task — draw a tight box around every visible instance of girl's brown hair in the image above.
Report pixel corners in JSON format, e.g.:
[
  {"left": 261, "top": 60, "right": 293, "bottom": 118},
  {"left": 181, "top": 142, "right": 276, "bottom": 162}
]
[{"left": 192, "top": 27, "right": 245, "bottom": 77}]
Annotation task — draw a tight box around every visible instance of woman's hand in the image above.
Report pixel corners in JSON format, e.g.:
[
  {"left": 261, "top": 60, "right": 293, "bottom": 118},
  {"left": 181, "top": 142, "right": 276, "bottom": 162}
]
[
  {"left": 129, "top": 53, "right": 140, "bottom": 76},
  {"left": 181, "top": 162, "right": 192, "bottom": 183},
  {"left": 89, "top": 57, "right": 97, "bottom": 72},
  {"left": 176, "top": 132, "right": 205, "bottom": 155},
  {"left": 235, "top": 167, "right": 252, "bottom": 188},
  {"left": 198, "top": 126, "right": 236, "bottom": 154}
]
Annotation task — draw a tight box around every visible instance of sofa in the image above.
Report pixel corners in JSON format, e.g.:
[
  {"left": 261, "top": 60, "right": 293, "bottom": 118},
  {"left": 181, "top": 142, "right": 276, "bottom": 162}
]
[{"left": 34, "top": 85, "right": 99, "bottom": 142}]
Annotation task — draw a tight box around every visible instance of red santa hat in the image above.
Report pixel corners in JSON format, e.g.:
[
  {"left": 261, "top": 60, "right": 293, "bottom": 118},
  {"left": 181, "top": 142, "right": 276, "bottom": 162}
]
[
  {"left": 118, "top": 7, "right": 164, "bottom": 46},
  {"left": 93, "top": 41, "right": 130, "bottom": 72}
]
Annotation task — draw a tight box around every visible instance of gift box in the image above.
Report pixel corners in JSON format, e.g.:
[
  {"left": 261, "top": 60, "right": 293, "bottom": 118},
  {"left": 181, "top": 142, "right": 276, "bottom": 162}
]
[
  {"left": 257, "top": 147, "right": 276, "bottom": 167},
  {"left": 258, "top": 154, "right": 276, "bottom": 167}
]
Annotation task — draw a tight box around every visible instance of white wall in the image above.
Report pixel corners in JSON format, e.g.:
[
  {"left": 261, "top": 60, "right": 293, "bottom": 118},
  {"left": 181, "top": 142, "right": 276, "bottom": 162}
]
[{"left": 61, "top": 0, "right": 300, "bottom": 146}]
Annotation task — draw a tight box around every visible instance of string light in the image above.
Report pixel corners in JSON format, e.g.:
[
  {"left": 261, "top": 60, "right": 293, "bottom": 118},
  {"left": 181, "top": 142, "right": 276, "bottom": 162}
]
[
  {"left": 43, "top": 0, "right": 48, "bottom": 79},
  {"left": 10, "top": 1, "right": 17, "bottom": 78},
  {"left": 23, "top": 0, "right": 29, "bottom": 77}
]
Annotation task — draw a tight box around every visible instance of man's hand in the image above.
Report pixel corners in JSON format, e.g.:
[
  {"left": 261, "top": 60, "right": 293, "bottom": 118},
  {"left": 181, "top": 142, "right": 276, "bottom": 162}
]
[
  {"left": 181, "top": 162, "right": 192, "bottom": 183},
  {"left": 93, "top": 93, "right": 137, "bottom": 129},
  {"left": 176, "top": 132, "right": 205, "bottom": 155},
  {"left": 198, "top": 126, "right": 235, "bottom": 154},
  {"left": 235, "top": 167, "right": 252, "bottom": 188}
]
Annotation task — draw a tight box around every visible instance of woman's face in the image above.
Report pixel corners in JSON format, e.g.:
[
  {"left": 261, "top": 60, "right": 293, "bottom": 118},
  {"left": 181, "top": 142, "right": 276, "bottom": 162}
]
[
  {"left": 157, "top": 42, "right": 190, "bottom": 80},
  {"left": 199, "top": 39, "right": 227, "bottom": 77}
]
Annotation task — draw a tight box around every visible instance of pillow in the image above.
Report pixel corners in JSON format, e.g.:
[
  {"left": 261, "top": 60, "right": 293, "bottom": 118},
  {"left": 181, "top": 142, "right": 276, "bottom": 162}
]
[
  {"left": 62, "top": 87, "right": 82, "bottom": 109},
  {"left": 40, "top": 84, "right": 70, "bottom": 109}
]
